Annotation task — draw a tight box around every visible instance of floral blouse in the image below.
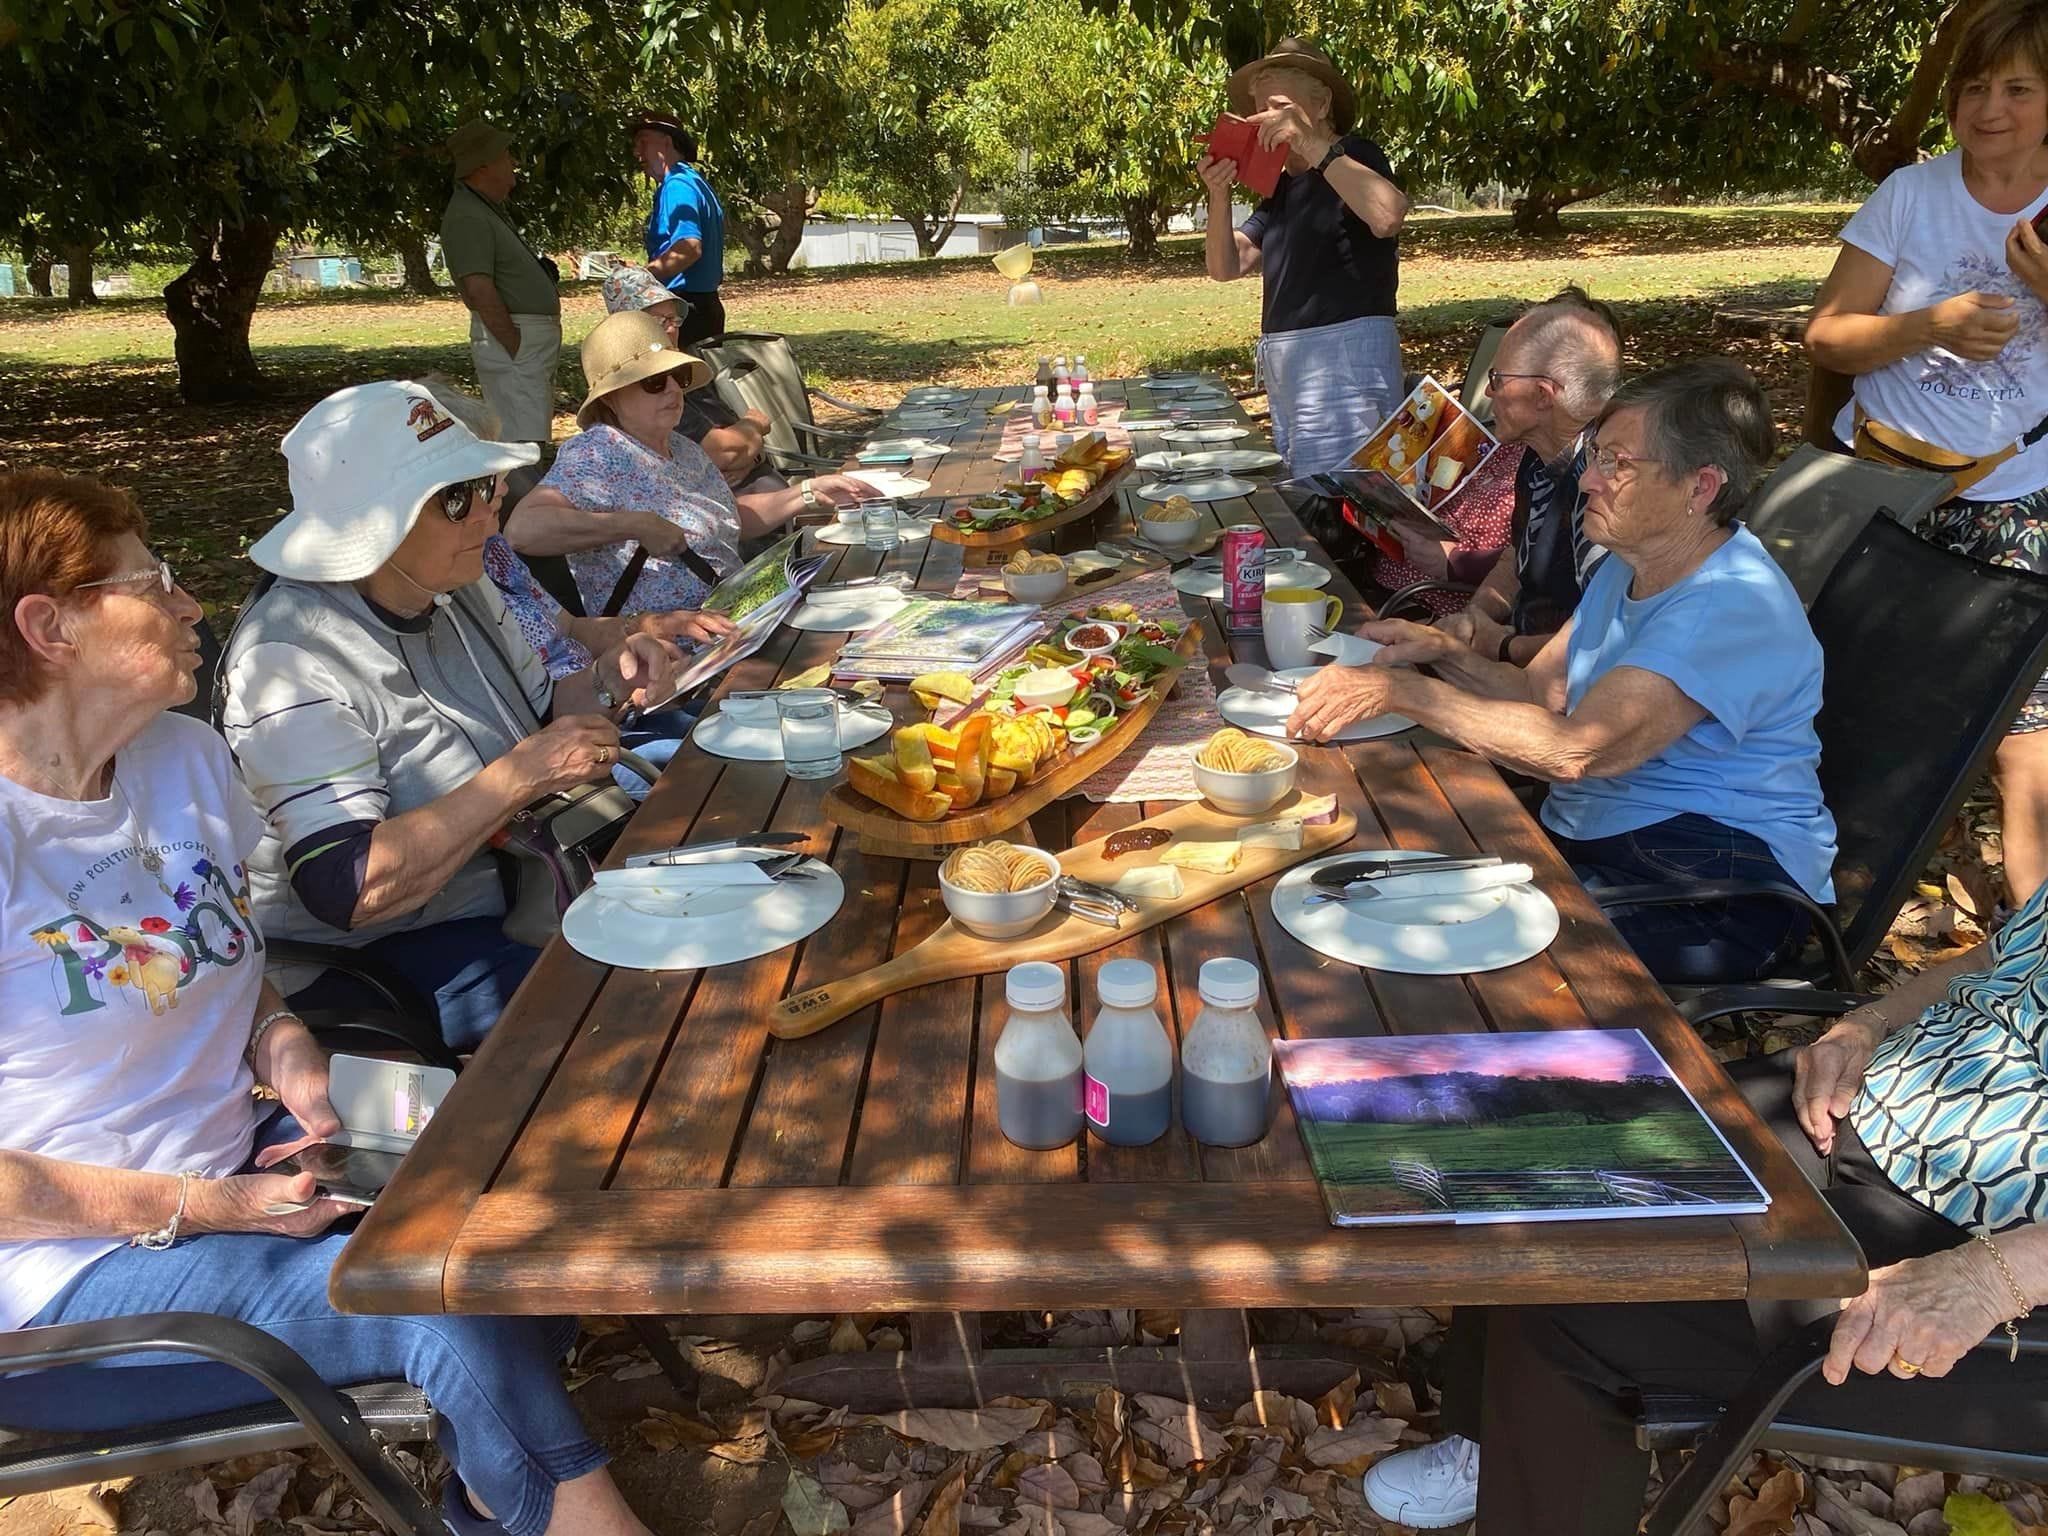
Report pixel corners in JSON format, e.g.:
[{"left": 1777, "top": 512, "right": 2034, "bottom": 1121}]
[
  {"left": 482, "top": 533, "right": 593, "bottom": 680},
  {"left": 1364, "top": 442, "right": 1526, "bottom": 613},
  {"left": 539, "top": 424, "right": 744, "bottom": 616}
]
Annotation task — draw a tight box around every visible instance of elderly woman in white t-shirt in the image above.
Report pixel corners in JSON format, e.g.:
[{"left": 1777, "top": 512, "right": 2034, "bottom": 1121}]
[
  {"left": 1806, "top": 0, "right": 2048, "bottom": 907},
  {"left": 0, "top": 470, "right": 659, "bottom": 1536}
]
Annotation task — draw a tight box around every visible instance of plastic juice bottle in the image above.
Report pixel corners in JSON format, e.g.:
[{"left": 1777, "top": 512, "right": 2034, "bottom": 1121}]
[
  {"left": 1053, "top": 355, "right": 1070, "bottom": 393},
  {"left": 1054, "top": 381, "right": 1076, "bottom": 426},
  {"left": 996, "top": 961, "right": 1085, "bottom": 1149},
  {"left": 1032, "top": 385, "right": 1054, "bottom": 428},
  {"left": 1077, "top": 381, "right": 1099, "bottom": 426},
  {"left": 1084, "top": 959, "right": 1175, "bottom": 1146},
  {"left": 1180, "top": 958, "right": 1274, "bottom": 1147},
  {"left": 1035, "top": 355, "right": 1054, "bottom": 392},
  {"left": 1019, "top": 433, "right": 1045, "bottom": 481},
  {"left": 1074, "top": 354, "right": 1091, "bottom": 389}
]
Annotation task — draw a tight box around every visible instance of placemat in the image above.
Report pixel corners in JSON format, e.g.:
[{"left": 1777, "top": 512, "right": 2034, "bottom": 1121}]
[
  {"left": 992, "top": 403, "right": 1134, "bottom": 464},
  {"left": 1055, "top": 569, "right": 1217, "bottom": 805}
]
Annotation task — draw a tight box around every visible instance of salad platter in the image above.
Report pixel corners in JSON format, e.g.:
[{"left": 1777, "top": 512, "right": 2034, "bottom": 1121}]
[
  {"left": 930, "top": 433, "right": 1135, "bottom": 566},
  {"left": 820, "top": 603, "right": 1204, "bottom": 856}
]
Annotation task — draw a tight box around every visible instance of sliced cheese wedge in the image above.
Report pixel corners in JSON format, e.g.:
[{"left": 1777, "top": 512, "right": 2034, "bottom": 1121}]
[
  {"left": 1293, "top": 792, "right": 1339, "bottom": 826},
  {"left": 1240, "top": 819, "right": 1303, "bottom": 850},
  {"left": 1159, "top": 840, "right": 1243, "bottom": 875},
  {"left": 1110, "top": 865, "right": 1185, "bottom": 901}
]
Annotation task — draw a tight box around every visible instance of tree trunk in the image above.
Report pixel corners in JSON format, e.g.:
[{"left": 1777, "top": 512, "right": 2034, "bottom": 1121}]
[
  {"left": 731, "top": 211, "right": 773, "bottom": 277},
  {"left": 24, "top": 235, "right": 50, "bottom": 297},
  {"left": 1121, "top": 196, "right": 1165, "bottom": 259},
  {"left": 163, "top": 217, "right": 276, "bottom": 404},
  {"left": 394, "top": 229, "right": 439, "bottom": 296},
  {"left": 764, "top": 179, "right": 812, "bottom": 273},
  {"left": 1509, "top": 182, "right": 1609, "bottom": 236},
  {"left": 903, "top": 211, "right": 939, "bottom": 259},
  {"left": 61, "top": 242, "right": 97, "bottom": 306}
]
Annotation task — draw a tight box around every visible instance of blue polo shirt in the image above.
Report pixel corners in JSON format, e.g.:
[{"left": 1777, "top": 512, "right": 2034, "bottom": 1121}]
[
  {"left": 644, "top": 164, "right": 725, "bottom": 297},
  {"left": 1539, "top": 526, "right": 1838, "bottom": 902}
]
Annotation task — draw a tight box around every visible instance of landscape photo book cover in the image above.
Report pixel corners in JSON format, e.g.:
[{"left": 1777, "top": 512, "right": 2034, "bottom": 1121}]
[{"left": 1272, "top": 1029, "right": 1769, "bottom": 1227}]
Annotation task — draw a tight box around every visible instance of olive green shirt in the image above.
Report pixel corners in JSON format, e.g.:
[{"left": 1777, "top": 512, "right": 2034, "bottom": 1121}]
[{"left": 439, "top": 181, "right": 559, "bottom": 317}]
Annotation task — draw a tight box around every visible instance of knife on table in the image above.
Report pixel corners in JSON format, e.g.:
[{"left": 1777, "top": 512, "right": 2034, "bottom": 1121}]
[{"left": 626, "top": 833, "right": 809, "bottom": 867}]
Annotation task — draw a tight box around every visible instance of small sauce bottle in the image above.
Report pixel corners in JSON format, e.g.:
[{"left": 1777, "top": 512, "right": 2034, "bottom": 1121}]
[
  {"left": 1180, "top": 958, "right": 1274, "bottom": 1147},
  {"left": 995, "top": 961, "right": 1084, "bottom": 1149},
  {"left": 1084, "top": 959, "right": 1174, "bottom": 1146},
  {"left": 1032, "top": 384, "right": 1054, "bottom": 428},
  {"left": 1077, "top": 381, "right": 1099, "bottom": 427},
  {"left": 1019, "top": 432, "right": 1045, "bottom": 480},
  {"left": 1054, "top": 381, "right": 1076, "bottom": 426}
]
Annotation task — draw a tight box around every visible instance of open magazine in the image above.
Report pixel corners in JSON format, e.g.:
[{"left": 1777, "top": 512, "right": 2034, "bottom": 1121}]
[
  {"left": 1273, "top": 1029, "right": 1769, "bottom": 1228},
  {"left": 634, "top": 532, "right": 826, "bottom": 712},
  {"left": 1289, "top": 377, "right": 1499, "bottom": 554}
]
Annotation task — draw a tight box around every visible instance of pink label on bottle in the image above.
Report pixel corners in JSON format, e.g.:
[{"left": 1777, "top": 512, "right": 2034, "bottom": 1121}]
[{"left": 1084, "top": 1073, "right": 1110, "bottom": 1127}]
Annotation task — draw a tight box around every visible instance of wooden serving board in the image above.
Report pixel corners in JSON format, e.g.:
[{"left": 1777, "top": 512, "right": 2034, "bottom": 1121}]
[
  {"left": 931, "top": 460, "right": 1136, "bottom": 566},
  {"left": 820, "top": 620, "right": 1205, "bottom": 858},
  {"left": 957, "top": 555, "right": 1167, "bottom": 605},
  {"left": 771, "top": 793, "right": 1358, "bottom": 1038}
]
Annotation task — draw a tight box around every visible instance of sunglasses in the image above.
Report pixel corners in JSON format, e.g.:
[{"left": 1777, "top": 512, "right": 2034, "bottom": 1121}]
[
  {"left": 437, "top": 476, "right": 501, "bottom": 523},
  {"left": 636, "top": 371, "right": 681, "bottom": 396},
  {"left": 77, "top": 559, "right": 178, "bottom": 596}
]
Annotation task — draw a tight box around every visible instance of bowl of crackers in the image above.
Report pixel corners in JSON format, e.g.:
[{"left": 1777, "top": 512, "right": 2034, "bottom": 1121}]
[
  {"left": 1192, "top": 727, "right": 1298, "bottom": 815},
  {"left": 1002, "top": 550, "right": 1068, "bottom": 605},
  {"left": 1139, "top": 494, "right": 1204, "bottom": 549},
  {"left": 938, "top": 839, "right": 1061, "bottom": 938}
]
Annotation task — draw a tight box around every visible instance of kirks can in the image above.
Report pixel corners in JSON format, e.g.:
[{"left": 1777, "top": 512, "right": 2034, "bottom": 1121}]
[{"left": 1220, "top": 524, "right": 1266, "bottom": 629}]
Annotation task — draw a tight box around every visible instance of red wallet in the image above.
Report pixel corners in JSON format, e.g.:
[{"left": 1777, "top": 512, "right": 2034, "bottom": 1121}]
[{"left": 1199, "top": 114, "right": 1290, "bottom": 198}]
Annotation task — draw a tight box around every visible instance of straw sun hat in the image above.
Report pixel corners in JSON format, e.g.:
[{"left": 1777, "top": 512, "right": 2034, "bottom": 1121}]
[
  {"left": 576, "top": 310, "right": 713, "bottom": 429},
  {"left": 1226, "top": 38, "right": 1357, "bottom": 134}
]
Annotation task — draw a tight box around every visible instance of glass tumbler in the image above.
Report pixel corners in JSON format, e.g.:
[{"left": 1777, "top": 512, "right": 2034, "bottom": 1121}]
[
  {"left": 775, "top": 689, "right": 843, "bottom": 780},
  {"left": 861, "top": 498, "right": 900, "bottom": 552}
]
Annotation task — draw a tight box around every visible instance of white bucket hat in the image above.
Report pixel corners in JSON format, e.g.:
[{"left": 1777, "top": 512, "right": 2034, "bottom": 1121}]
[{"left": 250, "top": 381, "right": 540, "bottom": 581}]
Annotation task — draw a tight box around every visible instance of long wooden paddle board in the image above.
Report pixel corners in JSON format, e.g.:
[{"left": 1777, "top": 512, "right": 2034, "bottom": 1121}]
[{"left": 769, "top": 793, "right": 1357, "bottom": 1038}]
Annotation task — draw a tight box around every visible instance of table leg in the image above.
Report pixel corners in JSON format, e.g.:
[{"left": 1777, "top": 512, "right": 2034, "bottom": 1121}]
[{"left": 626, "top": 1316, "right": 701, "bottom": 1407}]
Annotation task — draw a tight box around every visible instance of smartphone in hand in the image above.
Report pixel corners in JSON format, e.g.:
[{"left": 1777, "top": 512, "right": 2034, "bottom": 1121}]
[{"left": 267, "top": 1142, "right": 407, "bottom": 1208}]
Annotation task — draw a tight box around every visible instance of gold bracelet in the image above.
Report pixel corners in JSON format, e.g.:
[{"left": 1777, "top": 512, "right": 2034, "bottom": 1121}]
[{"left": 1975, "top": 1231, "right": 2035, "bottom": 1362}]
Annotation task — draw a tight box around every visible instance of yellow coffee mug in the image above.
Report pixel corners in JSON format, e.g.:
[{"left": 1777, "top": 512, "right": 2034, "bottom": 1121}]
[{"left": 1262, "top": 588, "right": 1345, "bottom": 671}]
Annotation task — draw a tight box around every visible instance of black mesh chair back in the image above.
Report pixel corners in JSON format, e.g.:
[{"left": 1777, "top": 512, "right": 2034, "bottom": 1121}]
[
  {"left": 1807, "top": 515, "right": 2048, "bottom": 969},
  {"left": 1459, "top": 322, "right": 1511, "bottom": 425},
  {"left": 1746, "top": 445, "right": 1952, "bottom": 607}
]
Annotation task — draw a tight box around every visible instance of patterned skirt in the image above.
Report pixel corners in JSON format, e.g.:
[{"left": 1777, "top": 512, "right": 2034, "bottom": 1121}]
[{"left": 1922, "top": 487, "right": 2048, "bottom": 734}]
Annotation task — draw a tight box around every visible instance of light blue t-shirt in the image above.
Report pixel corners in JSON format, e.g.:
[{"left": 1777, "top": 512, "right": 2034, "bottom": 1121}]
[
  {"left": 1540, "top": 526, "right": 1838, "bottom": 902},
  {"left": 644, "top": 164, "right": 725, "bottom": 297}
]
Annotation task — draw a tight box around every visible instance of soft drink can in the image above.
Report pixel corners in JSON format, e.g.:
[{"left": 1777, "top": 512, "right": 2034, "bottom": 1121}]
[{"left": 1221, "top": 524, "right": 1266, "bottom": 628}]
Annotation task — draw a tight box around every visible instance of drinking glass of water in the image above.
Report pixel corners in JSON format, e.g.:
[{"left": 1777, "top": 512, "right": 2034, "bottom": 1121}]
[
  {"left": 861, "top": 498, "right": 900, "bottom": 552},
  {"left": 775, "top": 689, "right": 843, "bottom": 780}
]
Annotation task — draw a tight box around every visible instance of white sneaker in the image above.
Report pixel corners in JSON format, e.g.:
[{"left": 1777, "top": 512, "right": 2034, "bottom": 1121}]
[{"left": 1363, "top": 1434, "right": 1479, "bottom": 1529}]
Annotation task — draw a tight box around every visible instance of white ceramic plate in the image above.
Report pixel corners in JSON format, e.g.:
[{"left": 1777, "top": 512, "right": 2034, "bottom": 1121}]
[
  {"left": 812, "top": 520, "right": 933, "bottom": 547},
  {"left": 786, "top": 586, "right": 911, "bottom": 632},
  {"left": 1269, "top": 852, "right": 1560, "bottom": 975},
  {"left": 1137, "top": 449, "right": 1284, "bottom": 475},
  {"left": 1144, "top": 375, "right": 1207, "bottom": 392},
  {"left": 1172, "top": 563, "right": 1331, "bottom": 601},
  {"left": 901, "top": 388, "right": 969, "bottom": 405},
  {"left": 690, "top": 700, "right": 894, "bottom": 761},
  {"left": 1162, "top": 425, "right": 1252, "bottom": 446},
  {"left": 563, "top": 857, "right": 846, "bottom": 971},
  {"left": 1138, "top": 475, "right": 1256, "bottom": 503},
  {"left": 1215, "top": 665, "right": 1414, "bottom": 742}
]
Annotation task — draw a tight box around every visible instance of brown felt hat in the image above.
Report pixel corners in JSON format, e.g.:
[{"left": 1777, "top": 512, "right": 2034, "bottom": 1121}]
[
  {"left": 576, "top": 311, "right": 712, "bottom": 428},
  {"left": 1227, "top": 38, "right": 1357, "bottom": 134},
  {"left": 447, "top": 120, "right": 513, "bottom": 178}
]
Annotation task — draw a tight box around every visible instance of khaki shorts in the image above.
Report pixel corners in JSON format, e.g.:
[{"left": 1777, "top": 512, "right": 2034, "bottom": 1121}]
[{"left": 470, "top": 313, "right": 562, "bottom": 442}]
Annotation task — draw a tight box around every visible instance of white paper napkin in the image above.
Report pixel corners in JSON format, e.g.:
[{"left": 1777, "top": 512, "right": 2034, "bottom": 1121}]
[
  {"left": 1362, "top": 863, "right": 1533, "bottom": 899},
  {"left": 1311, "top": 632, "right": 1384, "bottom": 666}
]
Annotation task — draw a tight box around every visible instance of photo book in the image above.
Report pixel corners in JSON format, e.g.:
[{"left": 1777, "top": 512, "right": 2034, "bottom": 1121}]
[
  {"left": 636, "top": 532, "right": 827, "bottom": 711},
  {"left": 1273, "top": 1029, "right": 1770, "bottom": 1227},
  {"left": 1283, "top": 377, "right": 1500, "bottom": 554}
]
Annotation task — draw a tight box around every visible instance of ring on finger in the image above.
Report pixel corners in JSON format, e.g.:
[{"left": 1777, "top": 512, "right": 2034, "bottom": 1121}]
[
  {"left": 1890, "top": 1353, "right": 1922, "bottom": 1377},
  {"left": 597, "top": 746, "right": 612, "bottom": 766}
]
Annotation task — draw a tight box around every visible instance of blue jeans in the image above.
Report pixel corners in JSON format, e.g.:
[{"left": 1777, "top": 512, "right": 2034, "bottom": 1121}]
[
  {"left": 5, "top": 1119, "right": 603, "bottom": 1536},
  {"left": 1550, "top": 812, "right": 1814, "bottom": 984},
  {"left": 1257, "top": 315, "right": 1403, "bottom": 475},
  {"left": 289, "top": 915, "right": 538, "bottom": 1053}
]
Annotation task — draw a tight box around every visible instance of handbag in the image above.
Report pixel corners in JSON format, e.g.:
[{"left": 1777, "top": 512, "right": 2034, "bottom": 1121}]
[
  {"left": 1852, "top": 404, "right": 2048, "bottom": 497},
  {"left": 491, "top": 751, "right": 662, "bottom": 949}
]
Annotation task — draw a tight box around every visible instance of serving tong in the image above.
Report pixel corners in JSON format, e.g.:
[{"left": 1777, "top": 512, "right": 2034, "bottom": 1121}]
[{"left": 1053, "top": 874, "right": 1139, "bottom": 928}]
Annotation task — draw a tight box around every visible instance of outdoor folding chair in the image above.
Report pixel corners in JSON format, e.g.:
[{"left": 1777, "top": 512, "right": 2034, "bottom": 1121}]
[
  {"left": 0, "top": 1313, "right": 442, "bottom": 1535},
  {"left": 1587, "top": 514, "right": 2048, "bottom": 1017},
  {"left": 697, "top": 331, "right": 880, "bottom": 471},
  {"left": 1745, "top": 445, "right": 1952, "bottom": 607},
  {"left": 1458, "top": 320, "right": 1511, "bottom": 425}
]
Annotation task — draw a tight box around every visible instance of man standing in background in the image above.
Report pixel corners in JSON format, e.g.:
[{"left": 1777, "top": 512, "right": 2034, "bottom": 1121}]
[
  {"left": 630, "top": 112, "right": 727, "bottom": 346},
  {"left": 440, "top": 120, "right": 562, "bottom": 445}
]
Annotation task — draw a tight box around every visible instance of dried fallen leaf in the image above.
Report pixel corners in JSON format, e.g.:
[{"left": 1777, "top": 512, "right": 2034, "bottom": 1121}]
[
  {"left": 1889, "top": 1472, "right": 1944, "bottom": 1525},
  {"left": 1300, "top": 1418, "right": 1404, "bottom": 1476},
  {"left": 792, "top": 1319, "right": 835, "bottom": 1346},
  {"left": 1371, "top": 1380, "right": 1417, "bottom": 1421},
  {"left": 1230, "top": 1392, "right": 1316, "bottom": 1443},
  {"left": 917, "top": 1458, "right": 970, "bottom": 1536},
  {"left": 1015, "top": 1461, "right": 1082, "bottom": 1511},
  {"left": 1947, "top": 1492, "right": 2019, "bottom": 1536},
  {"left": 1813, "top": 1477, "right": 1907, "bottom": 1536},
  {"left": 709, "top": 1407, "right": 773, "bottom": 1464},
  {"left": 832, "top": 1315, "right": 870, "bottom": 1354},
  {"left": 636, "top": 1405, "right": 725, "bottom": 1453},
  {"left": 1315, "top": 1371, "right": 1359, "bottom": 1429},
  {"left": 784, "top": 1468, "right": 853, "bottom": 1536},
  {"left": 853, "top": 1478, "right": 938, "bottom": 1536},
  {"left": 1727, "top": 1466, "right": 1806, "bottom": 1536},
  {"left": 866, "top": 1407, "right": 1048, "bottom": 1454},
  {"left": 1131, "top": 1395, "right": 1230, "bottom": 1469},
  {"left": 1054, "top": 1515, "right": 1125, "bottom": 1536},
  {"left": 1218, "top": 1439, "right": 1284, "bottom": 1512},
  {"left": 225, "top": 1463, "right": 297, "bottom": 1536}
]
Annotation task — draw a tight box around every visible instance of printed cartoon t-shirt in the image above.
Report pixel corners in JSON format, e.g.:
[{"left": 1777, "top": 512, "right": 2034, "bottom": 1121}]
[
  {"left": 0, "top": 713, "right": 268, "bottom": 1329},
  {"left": 1834, "top": 150, "right": 2048, "bottom": 502}
]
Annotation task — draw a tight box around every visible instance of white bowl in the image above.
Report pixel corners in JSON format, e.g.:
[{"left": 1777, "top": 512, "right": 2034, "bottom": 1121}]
[
  {"left": 835, "top": 506, "right": 864, "bottom": 527},
  {"left": 1192, "top": 742, "right": 1300, "bottom": 814},
  {"left": 720, "top": 693, "right": 782, "bottom": 726},
  {"left": 1065, "top": 620, "right": 1124, "bottom": 659},
  {"left": 1003, "top": 566, "right": 1069, "bottom": 605},
  {"left": 1139, "top": 512, "right": 1203, "bottom": 548},
  {"left": 1014, "top": 667, "right": 1081, "bottom": 710},
  {"left": 938, "top": 847, "right": 1060, "bottom": 938}
]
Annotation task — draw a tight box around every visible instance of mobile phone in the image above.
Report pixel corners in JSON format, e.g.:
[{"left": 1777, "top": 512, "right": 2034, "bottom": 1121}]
[
  {"left": 268, "top": 1142, "right": 407, "bottom": 1207},
  {"left": 2033, "top": 203, "right": 2048, "bottom": 237}
]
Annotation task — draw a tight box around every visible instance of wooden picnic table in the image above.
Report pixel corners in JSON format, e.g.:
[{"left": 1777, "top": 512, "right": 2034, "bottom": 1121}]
[{"left": 330, "top": 377, "right": 1865, "bottom": 1411}]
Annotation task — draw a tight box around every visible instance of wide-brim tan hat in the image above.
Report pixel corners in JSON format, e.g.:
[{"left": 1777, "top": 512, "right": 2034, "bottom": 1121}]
[
  {"left": 251, "top": 380, "right": 538, "bottom": 581},
  {"left": 576, "top": 310, "right": 712, "bottom": 428},
  {"left": 1227, "top": 37, "right": 1357, "bottom": 134}
]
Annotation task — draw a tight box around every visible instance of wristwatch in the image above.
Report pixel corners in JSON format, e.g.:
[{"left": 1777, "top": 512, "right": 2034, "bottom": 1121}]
[
  {"left": 798, "top": 479, "right": 821, "bottom": 512},
  {"left": 1314, "top": 141, "right": 1347, "bottom": 176}
]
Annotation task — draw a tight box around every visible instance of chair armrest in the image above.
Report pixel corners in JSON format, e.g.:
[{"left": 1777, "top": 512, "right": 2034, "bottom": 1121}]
[
  {"left": 297, "top": 1010, "right": 462, "bottom": 1071},
  {"left": 267, "top": 938, "right": 436, "bottom": 1021},
  {"left": 0, "top": 1314, "right": 442, "bottom": 1536},
  {"left": 808, "top": 387, "right": 884, "bottom": 419},
  {"left": 1588, "top": 878, "right": 1853, "bottom": 990},
  {"left": 1376, "top": 579, "right": 1478, "bottom": 622},
  {"left": 1675, "top": 987, "right": 1876, "bottom": 1028},
  {"left": 776, "top": 447, "right": 857, "bottom": 473}
]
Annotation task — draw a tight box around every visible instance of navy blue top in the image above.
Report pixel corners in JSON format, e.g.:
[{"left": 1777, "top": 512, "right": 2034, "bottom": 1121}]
[{"left": 1236, "top": 134, "right": 1399, "bottom": 335}]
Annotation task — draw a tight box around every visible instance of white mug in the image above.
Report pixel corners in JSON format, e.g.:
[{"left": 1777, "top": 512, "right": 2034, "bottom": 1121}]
[{"left": 1263, "top": 588, "right": 1345, "bottom": 672}]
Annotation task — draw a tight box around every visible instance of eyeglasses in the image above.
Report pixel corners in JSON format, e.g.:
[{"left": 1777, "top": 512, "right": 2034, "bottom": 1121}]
[
  {"left": 78, "top": 559, "right": 177, "bottom": 595},
  {"left": 1585, "top": 442, "right": 1662, "bottom": 479},
  {"left": 1487, "top": 369, "right": 1552, "bottom": 395},
  {"left": 437, "top": 476, "right": 500, "bottom": 523},
  {"left": 637, "top": 371, "right": 680, "bottom": 396}
]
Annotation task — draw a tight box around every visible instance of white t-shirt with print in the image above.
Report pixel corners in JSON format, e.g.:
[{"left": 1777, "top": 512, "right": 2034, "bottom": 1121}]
[
  {"left": 1833, "top": 150, "right": 2048, "bottom": 502},
  {"left": 0, "top": 713, "right": 269, "bottom": 1330}
]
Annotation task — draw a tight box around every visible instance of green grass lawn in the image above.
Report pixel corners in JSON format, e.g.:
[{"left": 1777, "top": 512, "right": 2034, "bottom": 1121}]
[{"left": 0, "top": 204, "right": 1846, "bottom": 613}]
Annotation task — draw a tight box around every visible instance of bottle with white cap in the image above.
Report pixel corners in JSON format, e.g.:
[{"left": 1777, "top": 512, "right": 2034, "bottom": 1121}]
[
  {"left": 1084, "top": 958, "right": 1175, "bottom": 1146},
  {"left": 1019, "top": 432, "right": 1045, "bottom": 481},
  {"left": 995, "top": 961, "right": 1084, "bottom": 1149},
  {"left": 1180, "top": 957, "right": 1273, "bottom": 1147}
]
